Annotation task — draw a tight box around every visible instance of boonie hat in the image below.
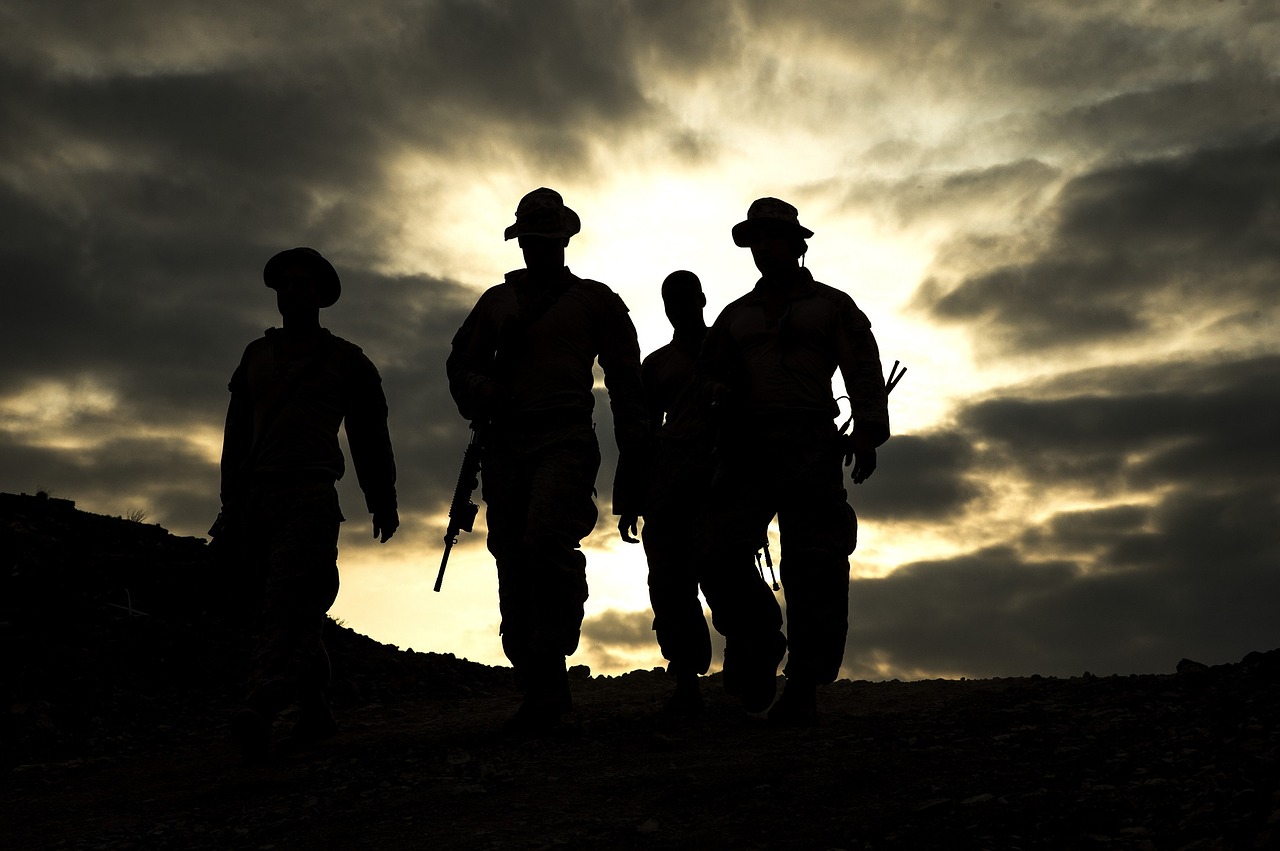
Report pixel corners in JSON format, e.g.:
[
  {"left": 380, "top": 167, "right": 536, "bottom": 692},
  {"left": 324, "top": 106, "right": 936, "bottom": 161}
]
[
  {"left": 731, "top": 197, "right": 814, "bottom": 247},
  {"left": 263, "top": 247, "right": 341, "bottom": 308},
  {"left": 504, "top": 187, "right": 582, "bottom": 241}
]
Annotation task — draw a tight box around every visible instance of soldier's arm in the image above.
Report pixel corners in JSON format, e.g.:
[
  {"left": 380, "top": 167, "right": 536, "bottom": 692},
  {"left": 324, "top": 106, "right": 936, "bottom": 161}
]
[
  {"left": 695, "top": 310, "right": 740, "bottom": 416},
  {"left": 445, "top": 292, "right": 506, "bottom": 422},
  {"left": 618, "top": 352, "right": 664, "bottom": 543},
  {"left": 837, "top": 300, "right": 890, "bottom": 449},
  {"left": 597, "top": 295, "right": 648, "bottom": 519},
  {"left": 218, "top": 360, "right": 253, "bottom": 505},
  {"left": 344, "top": 352, "right": 399, "bottom": 542}
]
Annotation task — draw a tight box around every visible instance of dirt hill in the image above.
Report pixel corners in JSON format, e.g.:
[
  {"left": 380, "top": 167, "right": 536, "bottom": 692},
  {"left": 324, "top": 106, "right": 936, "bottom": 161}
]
[{"left": 2, "top": 492, "right": 1278, "bottom": 850}]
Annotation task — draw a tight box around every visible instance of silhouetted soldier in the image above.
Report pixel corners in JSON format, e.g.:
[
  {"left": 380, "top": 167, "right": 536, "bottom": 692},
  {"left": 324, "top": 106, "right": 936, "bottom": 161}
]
[
  {"left": 447, "top": 188, "right": 647, "bottom": 734},
  {"left": 700, "top": 198, "right": 889, "bottom": 723},
  {"left": 618, "top": 271, "right": 715, "bottom": 717},
  {"left": 215, "top": 247, "right": 398, "bottom": 760}
]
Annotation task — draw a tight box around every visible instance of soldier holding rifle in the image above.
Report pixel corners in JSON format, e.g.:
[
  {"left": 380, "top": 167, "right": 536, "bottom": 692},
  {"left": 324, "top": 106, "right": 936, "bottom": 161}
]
[{"left": 445, "top": 188, "right": 647, "bottom": 734}]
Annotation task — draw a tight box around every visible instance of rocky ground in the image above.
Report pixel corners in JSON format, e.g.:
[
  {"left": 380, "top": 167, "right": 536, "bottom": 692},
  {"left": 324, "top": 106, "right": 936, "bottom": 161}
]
[{"left": 3, "top": 492, "right": 1279, "bottom": 850}]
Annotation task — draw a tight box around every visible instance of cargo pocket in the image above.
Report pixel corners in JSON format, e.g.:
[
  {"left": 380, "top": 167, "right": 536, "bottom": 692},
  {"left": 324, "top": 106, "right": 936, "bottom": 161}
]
[{"left": 842, "top": 501, "right": 859, "bottom": 555}]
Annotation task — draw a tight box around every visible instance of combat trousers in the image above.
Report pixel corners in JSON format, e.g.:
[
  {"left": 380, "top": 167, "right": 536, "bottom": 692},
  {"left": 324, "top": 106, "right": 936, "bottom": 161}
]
[
  {"left": 643, "top": 438, "right": 714, "bottom": 677},
  {"left": 240, "top": 480, "right": 343, "bottom": 714},
  {"left": 482, "top": 424, "right": 600, "bottom": 691},
  {"left": 705, "top": 425, "right": 856, "bottom": 685}
]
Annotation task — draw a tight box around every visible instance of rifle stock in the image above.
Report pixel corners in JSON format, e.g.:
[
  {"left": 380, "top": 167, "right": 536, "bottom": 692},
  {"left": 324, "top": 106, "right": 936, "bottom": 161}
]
[{"left": 434, "top": 427, "right": 483, "bottom": 592}]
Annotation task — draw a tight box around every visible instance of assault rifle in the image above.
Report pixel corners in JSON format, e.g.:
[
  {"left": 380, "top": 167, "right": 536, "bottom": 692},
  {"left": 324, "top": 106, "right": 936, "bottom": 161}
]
[{"left": 434, "top": 426, "right": 483, "bottom": 592}]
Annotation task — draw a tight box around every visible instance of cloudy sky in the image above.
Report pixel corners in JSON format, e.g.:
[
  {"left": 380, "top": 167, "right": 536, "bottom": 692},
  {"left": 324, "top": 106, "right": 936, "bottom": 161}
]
[{"left": 3, "top": 0, "right": 1278, "bottom": 680}]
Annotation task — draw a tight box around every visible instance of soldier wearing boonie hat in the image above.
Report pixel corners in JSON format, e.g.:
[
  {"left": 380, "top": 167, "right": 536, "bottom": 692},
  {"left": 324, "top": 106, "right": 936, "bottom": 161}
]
[
  {"left": 697, "top": 197, "right": 891, "bottom": 725},
  {"left": 730, "top": 196, "right": 815, "bottom": 247},
  {"left": 263, "top": 246, "right": 342, "bottom": 308},
  {"left": 503, "top": 187, "right": 582, "bottom": 241},
  {"left": 216, "top": 246, "right": 399, "bottom": 761},
  {"left": 447, "top": 188, "right": 647, "bottom": 734}
]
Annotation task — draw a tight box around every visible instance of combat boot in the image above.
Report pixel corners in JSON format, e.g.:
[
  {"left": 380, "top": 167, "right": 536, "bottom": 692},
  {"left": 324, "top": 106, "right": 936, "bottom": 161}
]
[
  {"left": 505, "top": 655, "right": 573, "bottom": 736},
  {"left": 229, "top": 706, "right": 272, "bottom": 764},
  {"left": 662, "top": 669, "right": 705, "bottom": 720},
  {"left": 768, "top": 676, "right": 818, "bottom": 726},
  {"left": 722, "top": 631, "right": 787, "bottom": 713},
  {"left": 278, "top": 691, "right": 339, "bottom": 754}
]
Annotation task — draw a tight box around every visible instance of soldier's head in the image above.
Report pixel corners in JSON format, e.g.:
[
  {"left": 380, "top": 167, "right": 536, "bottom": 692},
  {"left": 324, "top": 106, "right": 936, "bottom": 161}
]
[
  {"left": 732, "top": 197, "right": 812, "bottom": 276},
  {"left": 263, "top": 247, "right": 340, "bottom": 319},
  {"left": 661, "top": 270, "right": 705, "bottom": 331},
  {"left": 506, "top": 188, "right": 579, "bottom": 272}
]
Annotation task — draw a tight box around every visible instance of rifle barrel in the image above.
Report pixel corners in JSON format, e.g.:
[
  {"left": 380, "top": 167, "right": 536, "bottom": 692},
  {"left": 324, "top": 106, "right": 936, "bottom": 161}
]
[{"left": 434, "top": 537, "right": 453, "bottom": 592}]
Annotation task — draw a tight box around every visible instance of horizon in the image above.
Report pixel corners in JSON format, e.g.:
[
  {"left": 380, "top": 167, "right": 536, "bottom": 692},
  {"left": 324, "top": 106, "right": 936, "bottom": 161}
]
[{"left": 2, "top": 1, "right": 1278, "bottom": 680}]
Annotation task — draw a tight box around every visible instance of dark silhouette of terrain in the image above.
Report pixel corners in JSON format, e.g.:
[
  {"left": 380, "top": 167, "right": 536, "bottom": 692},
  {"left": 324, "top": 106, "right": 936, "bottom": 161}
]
[{"left": 3, "top": 491, "right": 1278, "bottom": 849}]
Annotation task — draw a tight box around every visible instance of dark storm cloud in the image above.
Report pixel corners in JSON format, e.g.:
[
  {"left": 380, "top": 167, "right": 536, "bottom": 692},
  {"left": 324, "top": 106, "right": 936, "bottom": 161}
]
[
  {"left": 816, "top": 158, "right": 1062, "bottom": 241},
  {"left": 840, "top": 353, "right": 1280, "bottom": 678},
  {"left": 852, "top": 432, "right": 984, "bottom": 522},
  {"left": 1, "top": 1, "right": 720, "bottom": 180},
  {"left": 918, "top": 137, "right": 1280, "bottom": 356},
  {"left": 741, "top": 1, "right": 1262, "bottom": 114},
  {"left": 0, "top": 430, "right": 216, "bottom": 531},
  {"left": 961, "top": 354, "right": 1280, "bottom": 493},
  {"left": 579, "top": 606, "right": 727, "bottom": 672},
  {"left": 1016, "top": 65, "right": 1280, "bottom": 165},
  {"left": 845, "top": 159, "right": 1061, "bottom": 232},
  {"left": 844, "top": 483, "right": 1280, "bottom": 679}
]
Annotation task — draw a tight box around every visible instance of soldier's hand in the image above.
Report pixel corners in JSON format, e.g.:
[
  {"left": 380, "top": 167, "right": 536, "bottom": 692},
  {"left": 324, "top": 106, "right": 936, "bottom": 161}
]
[
  {"left": 373, "top": 509, "right": 399, "bottom": 543},
  {"left": 618, "top": 514, "right": 640, "bottom": 544},
  {"left": 851, "top": 448, "right": 877, "bottom": 484}
]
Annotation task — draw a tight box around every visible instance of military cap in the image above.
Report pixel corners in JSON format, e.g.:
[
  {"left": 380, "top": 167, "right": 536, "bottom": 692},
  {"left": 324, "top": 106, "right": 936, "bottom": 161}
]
[
  {"left": 263, "top": 247, "right": 341, "bottom": 308},
  {"left": 731, "top": 197, "right": 815, "bottom": 247},
  {"left": 504, "top": 187, "right": 582, "bottom": 241}
]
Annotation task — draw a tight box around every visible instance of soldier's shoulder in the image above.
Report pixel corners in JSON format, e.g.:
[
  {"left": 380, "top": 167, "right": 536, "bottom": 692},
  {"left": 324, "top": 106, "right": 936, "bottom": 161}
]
[
  {"left": 714, "top": 290, "right": 758, "bottom": 321},
  {"left": 643, "top": 341, "right": 677, "bottom": 368},
  {"left": 323, "top": 332, "right": 381, "bottom": 369},
  {"left": 571, "top": 274, "right": 617, "bottom": 296},
  {"left": 325, "top": 331, "right": 363, "bottom": 353},
  {"left": 239, "top": 331, "right": 275, "bottom": 359},
  {"left": 569, "top": 274, "right": 631, "bottom": 313},
  {"left": 476, "top": 279, "right": 514, "bottom": 301},
  {"left": 810, "top": 279, "right": 854, "bottom": 304},
  {"left": 812, "top": 281, "right": 872, "bottom": 328}
]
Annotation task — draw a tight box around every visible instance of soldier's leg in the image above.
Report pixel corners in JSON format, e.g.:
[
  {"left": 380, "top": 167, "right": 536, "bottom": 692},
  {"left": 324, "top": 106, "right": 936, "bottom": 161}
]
[
  {"left": 244, "top": 484, "right": 342, "bottom": 716},
  {"left": 481, "top": 449, "right": 538, "bottom": 674},
  {"left": 644, "top": 510, "right": 713, "bottom": 679},
  {"left": 235, "top": 483, "right": 341, "bottom": 758},
  {"left": 491, "top": 433, "right": 598, "bottom": 732},
  {"left": 771, "top": 458, "right": 854, "bottom": 724},
  {"left": 701, "top": 464, "right": 786, "bottom": 711},
  {"left": 521, "top": 435, "right": 600, "bottom": 665}
]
